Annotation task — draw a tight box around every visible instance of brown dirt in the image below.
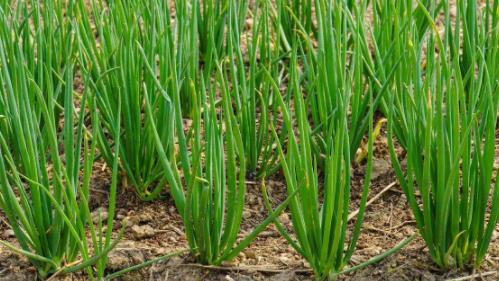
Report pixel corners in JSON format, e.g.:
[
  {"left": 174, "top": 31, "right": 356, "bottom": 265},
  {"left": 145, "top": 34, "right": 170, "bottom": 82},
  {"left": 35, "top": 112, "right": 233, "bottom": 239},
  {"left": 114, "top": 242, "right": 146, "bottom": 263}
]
[
  {"left": 1, "top": 1, "right": 498, "bottom": 280},
  {"left": 1, "top": 121, "right": 498, "bottom": 281}
]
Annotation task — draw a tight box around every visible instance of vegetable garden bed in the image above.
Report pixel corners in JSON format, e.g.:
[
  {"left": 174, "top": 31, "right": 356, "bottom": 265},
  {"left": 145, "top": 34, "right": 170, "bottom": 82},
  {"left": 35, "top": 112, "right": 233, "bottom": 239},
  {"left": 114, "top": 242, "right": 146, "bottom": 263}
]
[{"left": 0, "top": 0, "right": 498, "bottom": 280}]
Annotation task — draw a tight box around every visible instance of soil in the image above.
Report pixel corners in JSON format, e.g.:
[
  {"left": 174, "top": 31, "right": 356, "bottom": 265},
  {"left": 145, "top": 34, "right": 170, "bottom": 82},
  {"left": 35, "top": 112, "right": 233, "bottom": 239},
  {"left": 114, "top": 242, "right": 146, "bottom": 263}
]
[
  {"left": 1, "top": 121, "right": 498, "bottom": 281},
  {"left": 1, "top": 1, "right": 498, "bottom": 280}
]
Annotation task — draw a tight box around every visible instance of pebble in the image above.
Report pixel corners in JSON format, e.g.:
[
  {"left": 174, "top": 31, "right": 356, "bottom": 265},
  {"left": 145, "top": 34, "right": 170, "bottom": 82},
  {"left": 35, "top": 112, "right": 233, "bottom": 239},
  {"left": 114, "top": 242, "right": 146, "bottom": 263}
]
[
  {"left": 167, "top": 256, "right": 183, "bottom": 266},
  {"left": 221, "top": 260, "right": 238, "bottom": 267},
  {"left": 106, "top": 252, "right": 129, "bottom": 270},
  {"left": 91, "top": 208, "right": 108, "bottom": 224},
  {"left": 137, "top": 212, "right": 153, "bottom": 223},
  {"left": 492, "top": 229, "right": 499, "bottom": 240},
  {"left": 278, "top": 255, "right": 290, "bottom": 265},
  {"left": 243, "top": 210, "right": 252, "bottom": 219},
  {"left": 247, "top": 194, "right": 257, "bottom": 204},
  {"left": 278, "top": 213, "right": 290, "bottom": 224},
  {"left": 243, "top": 250, "right": 257, "bottom": 260},
  {"left": 130, "top": 224, "right": 156, "bottom": 239},
  {"left": 2, "top": 229, "right": 14, "bottom": 239},
  {"left": 364, "top": 246, "right": 383, "bottom": 256},
  {"left": 107, "top": 248, "right": 145, "bottom": 270}
]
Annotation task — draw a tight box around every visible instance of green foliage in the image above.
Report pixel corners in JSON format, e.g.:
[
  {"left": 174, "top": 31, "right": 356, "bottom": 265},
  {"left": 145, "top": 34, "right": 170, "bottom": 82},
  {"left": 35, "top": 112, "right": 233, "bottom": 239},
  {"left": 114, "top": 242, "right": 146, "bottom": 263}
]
[
  {"left": 278, "top": 0, "right": 383, "bottom": 166},
  {"left": 0, "top": 0, "right": 76, "bottom": 136},
  {"left": 1, "top": 0, "right": 498, "bottom": 278},
  {"left": 0, "top": 25, "right": 121, "bottom": 281},
  {"left": 225, "top": 0, "right": 284, "bottom": 175},
  {"left": 266, "top": 7, "right": 376, "bottom": 276},
  {"left": 273, "top": 63, "right": 373, "bottom": 280},
  {"left": 387, "top": 0, "right": 499, "bottom": 269},
  {"left": 77, "top": 0, "right": 176, "bottom": 201}
]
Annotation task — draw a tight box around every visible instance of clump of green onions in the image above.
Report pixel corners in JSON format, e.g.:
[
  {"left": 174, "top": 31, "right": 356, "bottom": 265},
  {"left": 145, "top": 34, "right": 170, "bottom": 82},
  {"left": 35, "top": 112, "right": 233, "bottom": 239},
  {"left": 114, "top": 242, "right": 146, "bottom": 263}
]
[
  {"left": 387, "top": 0, "right": 499, "bottom": 269},
  {"left": 140, "top": 42, "right": 296, "bottom": 263},
  {"left": 0, "top": 3, "right": 123, "bottom": 279},
  {"left": 181, "top": 70, "right": 249, "bottom": 264},
  {"left": 262, "top": 1, "right": 423, "bottom": 278},
  {"left": 77, "top": 0, "right": 176, "bottom": 201},
  {"left": 2, "top": 0, "right": 76, "bottom": 125},
  {"left": 225, "top": 0, "right": 284, "bottom": 176},
  {"left": 371, "top": 0, "right": 438, "bottom": 149},
  {"left": 0, "top": 43, "right": 122, "bottom": 281},
  {"left": 265, "top": 40, "right": 376, "bottom": 279},
  {"left": 273, "top": 0, "right": 314, "bottom": 52},
  {"left": 281, "top": 0, "right": 383, "bottom": 166},
  {"left": 196, "top": 0, "right": 248, "bottom": 62}
]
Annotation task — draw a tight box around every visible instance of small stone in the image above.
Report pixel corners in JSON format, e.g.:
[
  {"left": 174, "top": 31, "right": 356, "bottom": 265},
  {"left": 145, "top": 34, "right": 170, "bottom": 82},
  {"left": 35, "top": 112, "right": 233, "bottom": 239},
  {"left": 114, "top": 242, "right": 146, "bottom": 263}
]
[
  {"left": 243, "top": 210, "right": 252, "bottom": 220},
  {"left": 107, "top": 247, "right": 145, "bottom": 271},
  {"left": 137, "top": 212, "right": 153, "bottom": 223},
  {"left": 2, "top": 229, "right": 15, "bottom": 239},
  {"left": 107, "top": 251, "right": 130, "bottom": 270},
  {"left": 279, "top": 255, "right": 290, "bottom": 265},
  {"left": 243, "top": 250, "right": 257, "bottom": 260},
  {"left": 222, "top": 260, "right": 238, "bottom": 267},
  {"left": 371, "top": 159, "right": 391, "bottom": 179},
  {"left": 247, "top": 194, "right": 257, "bottom": 204},
  {"left": 492, "top": 229, "right": 499, "bottom": 241},
  {"left": 128, "top": 248, "right": 146, "bottom": 264},
  {"left": 130, "top": 224, "right": 156, "bottom": 239},
  {"left": 278, "top": 213, "right": 290, "bottom": 224},
  {"left": 91, "top": 208, "right": 108, "bottom": 224},
  {"left": 256, "top": 256, "right": 263, "bottom": 264},
  {"left": 167, "top": 256, "right": 183, "bottom": 266}
]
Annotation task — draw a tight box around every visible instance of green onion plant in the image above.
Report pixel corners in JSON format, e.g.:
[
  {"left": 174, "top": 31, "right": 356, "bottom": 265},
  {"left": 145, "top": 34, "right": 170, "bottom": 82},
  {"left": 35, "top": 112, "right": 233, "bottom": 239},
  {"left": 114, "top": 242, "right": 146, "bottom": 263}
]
[
  {"left": 140, "top": 44, "right": 297, "bottom": 263},
  {"left": 1, "top": 0, "right": 76, "bottom": 130},
  {"left": 370, "top": 0, "right": 439, "bottom": 149},
  {"left": 266, "top": 44, "right": 375, "bottom": 279},
  {"left": 387, "top": 0, "right": 499, "bottom": 269},
  {"left": 264, "top": 1, "right": 380, "bottom": 274},
  {"left": 196, "top": 0, "right": 248, "bottom": 62},
  {"left": 273, "top": 0, "right": 314, "bottom": 52},
  {"left": 226, "top": 0, "right": 284, "bottom": 176},
  {"left": 0, "top": 16, "right": 122, "bottom": 279},
  {"left": 77, "top": 0, "right": 176, "bottom": 201},
  {"left": 181, "top": 71, "right": 248, "bottom": 264},
  {"left": 281, "top": 0, "right": 383, "bottom": 166},
  {"left": 262, "top": 2, "right": 420, "bottom": 278}
]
